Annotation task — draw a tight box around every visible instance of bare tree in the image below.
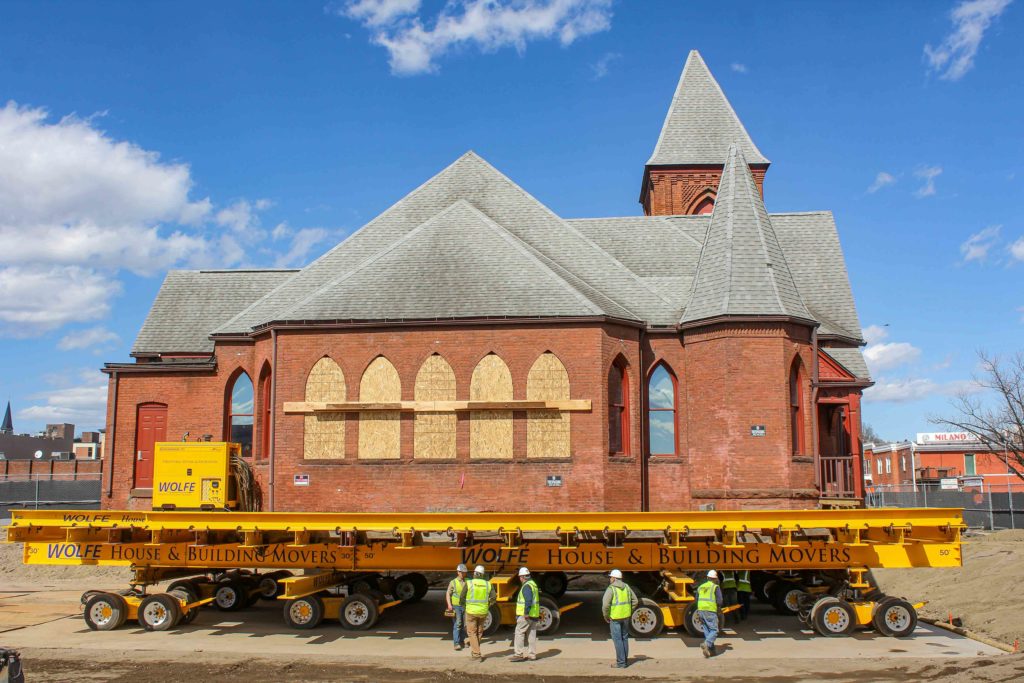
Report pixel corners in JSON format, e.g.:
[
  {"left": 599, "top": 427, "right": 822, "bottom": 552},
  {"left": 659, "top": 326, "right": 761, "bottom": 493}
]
[
  {"left": 932, "top": 351, "right": 1024, "bottom": 482},
  {"left": 862, "top": 423, "right": 888, "bottom": 445}
]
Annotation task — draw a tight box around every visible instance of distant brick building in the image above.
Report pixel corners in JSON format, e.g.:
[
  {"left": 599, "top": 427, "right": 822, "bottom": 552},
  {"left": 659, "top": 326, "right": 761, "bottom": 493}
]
[
  {"left": 102, "top": 51, "right": 871, "bottom": 513},
  {"left": 865, "top": 432, "right": 1023, "bottom": 492}
]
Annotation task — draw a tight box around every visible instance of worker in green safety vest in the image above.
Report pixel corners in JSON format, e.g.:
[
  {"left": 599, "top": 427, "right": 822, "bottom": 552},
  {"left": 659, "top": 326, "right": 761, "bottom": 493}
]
[
  {"left": 602, "top": 569, "right": 639, "bottom": 669},
  {"left": 720, "top": 570, "right": 738, "bottom": 624},
  {"left": 446, "top": 563, "right": 469, "bottom": 650},
  {"left": 696, "top": 570, "right": 723, "bottom": 658},
  {"left": 463, "top": 565, "right": 496, "bottom": 661},
  {"left": 510, "top": 567, "right": 540, "bottom": 662},
  {"left": 736, "top": 570, "right": 752, "bottom": 621}
]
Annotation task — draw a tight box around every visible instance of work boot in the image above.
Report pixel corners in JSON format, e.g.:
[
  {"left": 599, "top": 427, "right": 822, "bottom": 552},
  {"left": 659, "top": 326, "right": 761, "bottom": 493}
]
[
  {"left": 454, "top": 643, "right": 462, "bottom": 651},
  {"left": 509, "top": 655, "right": 526, "bottom": 662},
  {"left": 709, "top": 645, "right": 717, "bottom": 657},
  {"left": 701, "top": 642, "right": 710, "bottom": 658}
]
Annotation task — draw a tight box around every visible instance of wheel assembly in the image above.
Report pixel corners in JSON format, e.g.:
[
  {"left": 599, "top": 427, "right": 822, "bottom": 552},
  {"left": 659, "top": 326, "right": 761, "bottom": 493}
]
[
  {"left": 536, "top": 595, "right": 561, "bottom": 636},
  {"left": 537, "top": 572, "right": 568, "bottom": 599},
  {"left": 682, "top": 601, "right": 704, "bottom": 638},
  {"left": 258, "top": 571, "right": 292, "bottom": 600},
  {"left": 770, "top": 582, "right": 805, "bottom": 616},
  {"left": 339, "top": 593, "right": 379, "bottom": 630},
  {"left": 811, "top": 597, "right": 855, "bottom": 637},
  {"left": 482, "top": 604, "right": 503, "bottom": 636},
  {"left": 83, "top": 592, "right": 128, "bottom": 631},
  {"left": 628, "top": 597, "right": 664, "bottom": 638},
  {"left": 393, "top": 573, "right": 428, "bottom": 602},
  {"left": 138, "top": 593, "right": 182, "bottom": 631},
  {"left": 872, "top": 597, "right": 917, "bottom": 637},
  {"left": 213, "top": 578, "right": 247, "bottom": 612}
]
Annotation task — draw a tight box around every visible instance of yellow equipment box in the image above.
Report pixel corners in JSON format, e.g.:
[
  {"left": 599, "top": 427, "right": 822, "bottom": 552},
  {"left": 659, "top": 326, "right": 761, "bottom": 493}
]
[{"left": 152, "top": 442, "right": 239, "bottom": 511}]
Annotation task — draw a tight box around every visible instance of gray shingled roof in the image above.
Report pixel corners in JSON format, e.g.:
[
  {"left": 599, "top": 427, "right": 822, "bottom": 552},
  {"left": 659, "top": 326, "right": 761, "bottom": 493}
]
[
  {"left": 821, "top": 346, "right": 871, "bottom": 380},
  {"left": 280, "top": 200, "right": 635, "bottom": 322},
  {"left": 680, "top": 145, "right": 811, "bottom": 325},
  {"left": 214, "top": 152, "right": 680, "bottom": 334},
  {"left": 133, "top": 270, "right": 297, "bottom": 355},
  {"left": 647, "top": 50, "right": 769, "bottom": 167}
]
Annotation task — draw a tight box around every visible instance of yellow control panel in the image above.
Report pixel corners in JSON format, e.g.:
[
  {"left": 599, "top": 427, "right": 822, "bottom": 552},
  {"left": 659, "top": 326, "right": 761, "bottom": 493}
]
[{"left": 152, "top": 442, "right": 239, "bottom": 511}]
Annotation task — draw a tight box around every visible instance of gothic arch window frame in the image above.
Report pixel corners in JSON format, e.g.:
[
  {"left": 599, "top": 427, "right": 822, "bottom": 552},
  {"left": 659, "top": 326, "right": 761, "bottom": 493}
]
[
  {"left": 686, "top": 187, "right": 717, "bottom": 215},
  {"left": 789, "top": 356, "right": 806, "bottom": 456},
  {"left": 646, "top": 361, "right": 678, "bottom": 456},
  {"left": 225, "top": 368, "right": 255, "bottom": 458},
  {"left": 257, "top": 362, "right": 272, "bottom": 461},
  {"left": 608, "top": 356, "right": 630, "bottom": 456}
]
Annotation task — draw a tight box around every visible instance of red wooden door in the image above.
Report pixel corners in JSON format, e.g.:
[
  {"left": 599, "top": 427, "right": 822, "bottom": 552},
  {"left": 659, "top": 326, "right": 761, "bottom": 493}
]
[{"left": 134, "top": 404, "right": 167, "bottom": 488}]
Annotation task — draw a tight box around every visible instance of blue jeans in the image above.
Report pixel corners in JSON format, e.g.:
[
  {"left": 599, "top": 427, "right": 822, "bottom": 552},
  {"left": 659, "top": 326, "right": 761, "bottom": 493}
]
[
  {"left": 610, "top": 618, "right": 629, "bottom": 667},
  {"left": 452, "top": 605, "right": 467, "bottom": 645},
  {"left": 698, "top": 611, "right": 719, "bottom": 648}
]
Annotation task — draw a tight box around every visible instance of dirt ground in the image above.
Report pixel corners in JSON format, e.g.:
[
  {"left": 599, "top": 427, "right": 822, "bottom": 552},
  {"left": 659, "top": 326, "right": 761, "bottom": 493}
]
[{"left": 875, "top": 529, "right": 1024, "bottom": 647}]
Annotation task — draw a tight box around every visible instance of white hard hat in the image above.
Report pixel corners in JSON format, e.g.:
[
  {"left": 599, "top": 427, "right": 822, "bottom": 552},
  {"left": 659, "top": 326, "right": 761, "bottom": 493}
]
[
  {"left": 456, "top": 564, "right": 468, "bottom": 573},
  {"left": 518, "top": 567, "right": 530, "bottom": 577},
  {"left": 707, "top": 570, "right": 718, "bottom": 579},
  {"left": 609, "top": 569, "right": 623, "bottom": 579},
  {"left": 474, "top": 565, "right": 486, "bottom": 575}
]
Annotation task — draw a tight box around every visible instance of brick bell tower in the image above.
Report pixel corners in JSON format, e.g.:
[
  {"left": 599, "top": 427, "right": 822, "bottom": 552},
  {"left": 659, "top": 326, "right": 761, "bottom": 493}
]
[{"left": 641, "top": 50, "right": 769, "bottom": 216}]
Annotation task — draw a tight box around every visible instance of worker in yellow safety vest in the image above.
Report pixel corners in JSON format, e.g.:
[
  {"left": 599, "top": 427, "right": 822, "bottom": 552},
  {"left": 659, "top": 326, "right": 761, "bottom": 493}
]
[
  {"left": 510, "top": 567, "right": 540, "bottom": 662},
  {"left": 736, "top": 570, "right": 752, "bottom": 621},
  {"left": 696, "top": 570, "right": 723, "bottom": 658},
  {"left": 602, "top": 569, "right": 639, "bottom": 669},
  {"left": 446, "top": 563, "right": 469, "bottom": 650},
  {"left": 720, "top": 570, "right": 738, "bottom": 624},
  {"left": 463, "top": 565, "right": 496, "bottom": 660}
]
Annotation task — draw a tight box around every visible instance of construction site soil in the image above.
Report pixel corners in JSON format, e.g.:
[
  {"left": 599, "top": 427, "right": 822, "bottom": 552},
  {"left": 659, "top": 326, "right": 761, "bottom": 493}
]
[{"left": 3, "top": 528, "right": 1024, "bottom": 682}]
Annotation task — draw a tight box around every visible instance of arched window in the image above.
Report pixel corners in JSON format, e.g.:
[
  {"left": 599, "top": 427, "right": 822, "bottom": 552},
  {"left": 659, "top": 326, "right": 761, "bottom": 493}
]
[
  {"left": 470, "top": 354, "right": 513, "bottom": 459},
  {"left": 647, "top": 363, "right": 676, "bottom": 456},
  {"left": 304, "top": 357, "right": 346, "bottom": 460},
  {"left": 227, "top": 371, "right": 254, "bottom": 458},
  {"left": 414, "top": 354, "right": 457, "bottom": 459},
  {"left": 608, "top": 359, "right": 629, "bottom": 455},
  {"left": 789, "top": 358, "right": 805, "bottom": 456},
  {"left": 258, "top": 363, "right": 272, "bottom": 461},
  {"left": 359, "top": 356, "right": 401, "bottom": 459},
  {"left": 694, "top": 196, "right": 715, "bottom": 215},
  {"left": 527, "top": 352, "right": 570, "bottom": 458}
]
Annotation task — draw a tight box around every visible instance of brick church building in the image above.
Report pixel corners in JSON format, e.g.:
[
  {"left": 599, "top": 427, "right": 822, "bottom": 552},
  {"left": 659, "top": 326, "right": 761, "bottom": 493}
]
[{"left": 102, "top": 51, "right": 871, "bottom": 513}]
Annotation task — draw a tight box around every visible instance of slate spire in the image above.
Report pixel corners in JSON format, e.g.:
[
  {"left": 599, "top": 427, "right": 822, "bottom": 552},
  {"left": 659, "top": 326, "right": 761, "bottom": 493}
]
[
  {"left": 680, "top": 144, "right": 812, "bottom": 326},
  {"left": 647, "top": 50, "right": 768, "bottom": 167},
  {"left": 1, "top": 401, "right": 12, "bottom": 434}
]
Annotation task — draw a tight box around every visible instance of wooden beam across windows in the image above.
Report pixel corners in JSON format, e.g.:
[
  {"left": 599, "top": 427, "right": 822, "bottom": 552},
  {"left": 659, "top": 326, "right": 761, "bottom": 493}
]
[{"left": 283, "top": 400, "right": 592, "bottom": 414}]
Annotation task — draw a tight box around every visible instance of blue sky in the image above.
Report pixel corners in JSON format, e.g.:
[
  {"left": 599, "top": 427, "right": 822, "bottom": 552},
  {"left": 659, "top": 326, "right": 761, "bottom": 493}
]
[{"left": 0, "top": 0, "right": 1020, "bottom": 442}]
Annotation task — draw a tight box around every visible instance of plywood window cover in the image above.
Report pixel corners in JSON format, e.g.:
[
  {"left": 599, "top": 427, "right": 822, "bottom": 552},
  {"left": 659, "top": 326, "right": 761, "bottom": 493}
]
[{"left": 285, "top": 399, "right": 590, "bottom": 413}]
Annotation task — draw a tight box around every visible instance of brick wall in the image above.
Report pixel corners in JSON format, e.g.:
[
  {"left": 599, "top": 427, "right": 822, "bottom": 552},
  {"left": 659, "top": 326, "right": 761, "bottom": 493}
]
[
  {"left": 643, "top": 165, "right": 767, "bottom": 216},
  {"left": 0, "top": 458, "right": 102, "bottom": 479}
]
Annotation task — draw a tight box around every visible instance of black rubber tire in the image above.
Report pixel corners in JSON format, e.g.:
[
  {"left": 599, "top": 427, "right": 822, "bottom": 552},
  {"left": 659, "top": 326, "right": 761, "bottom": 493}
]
[
  {"left": 83, "top": 592, "right": 128, "bottom": 631},
  {"left": 138, "top": 593, "right": 182, "bottom": 631},
  {"left": 873, "top": 597, "right": 917, "bottom": 638},
  {"left": 257, "top": 572, "right": 285, "bottom": 600},
  {"left": 283, "top": 595, "right": 324, "bottom": 629},
  {"left": 682, "top": 601, "right": 704, "bottom": 638},
  {"left": 751, "top": 572, "right": 769, "bottom": 603},
  {"left": 812, "top": 598, "right": 856, "bottom": 637},
  {"left": 339, "top": 593, "right": 379, "bottom": 630},
  {"left": 770, "top": 582, "right": 804, "bottom": 616},
  {"left": 350, "top": 576, "right": 380, "bottom": 596},
  {"left": 537, "top": 572, "right": 568, "bottom": 599},
  {"left": 213, "top": 578, "right": 247, "bottom": 612},
  {"left": 394, "top": 573, "right": 428, "bottom": 602},
  {"left": 760, "top": 578, "right": 777, "bottom": 603},
  {"left": 168, "top": 585, "right": 200, "bottom": 625},
  {"left": 628, "top": 597, "right": 664, "bottom": 638},
  {"left": 536, "top": 595, "right": 561, "bottom": 636},
  {"left": 408, "top": 573, "right": 429, "bottom": 600},
  {"left": 482, "top": 604, "right": 503, "bottom": 636},
  {"left": 377, "top": 576, "right": 397, "bottom": 599}
]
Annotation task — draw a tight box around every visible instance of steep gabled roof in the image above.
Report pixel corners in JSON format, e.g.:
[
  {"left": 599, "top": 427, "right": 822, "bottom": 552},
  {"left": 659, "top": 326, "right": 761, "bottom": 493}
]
[
  {"left": 681, "top": 145, "right": 811, "bottom": 326},
  {"left": 279, "top": 200, "right": 634, "bottom": 322},
  {"left": 1, "top": 401, "right": 12, "bottom": 434},
  {"left": 132, "top": 269, "right": 297, "bottom": 355},
  {"left": 821, "top": 346, "right": 871, "bottom": 380},
  {"left": 647, "top": 50, "right": 768, "bottom": 167},
  {"left": 215, "top": 152, "right": 680, "bottom": 334}
]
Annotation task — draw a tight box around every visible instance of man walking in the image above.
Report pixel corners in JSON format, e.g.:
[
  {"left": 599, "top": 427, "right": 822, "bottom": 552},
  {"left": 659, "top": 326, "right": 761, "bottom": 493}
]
[
  {"left": 696, "top": 570, "right": 723, "bottom": 658},
  {"left": 446, "top": 563, "right": 469, "bottom": 650},
  {"left": 602, "top": 569, "right": 638, "bottom": 669},
  {"left": 510, "top": 567, "right": 540, "bottom": 662},
  {"left": 736, "top": 570, "right": 752, "bottom": 621},
  {"left": 720, "top": 571, "right": 737, "bottom": 624},
  {"left": 464, "top": 565, "right": 495, "bottom": 661}
]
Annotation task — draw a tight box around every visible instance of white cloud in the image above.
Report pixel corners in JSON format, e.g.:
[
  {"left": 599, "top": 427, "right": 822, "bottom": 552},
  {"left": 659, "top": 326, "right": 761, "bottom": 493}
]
[
  {"left": 914, "top": 165, "right": 942, "bottom": 197},
  {"left": 338, "top": 0, "right": 614, "bottom": 75},
  {"left": 215, "top": 198, "right": 273, "bottom": 233},
  {"left": 862, "top": 324, "right": 889, "bottom": 345},
  {"left": 960, "top": 224, "right": 1002, "bottom": 263},
  {"left": 924, "top": 0, "right": 1013, "bottom": 81},
  {"left": 867, "top": 171, "right": 897, "bottom": 193},
  {"left": 57, "top": 326, "right": 121, "bottom": 352},
  {"left": 274, "top": 228, "right": 330, "bottom": 268},
  {"left": 589, "top": 51, "right": 620, "bottom": 80},
  {"left": 18, "top": 371, "right": 108, "bottom": 429},
  {"left": 730, "top": 63, "right": 748, "bottom": 74},
  {"left": 864, "top": 342, "right": 922, "bottom": 372},
  {"left": 0, "top": 266, "right": 121, "bottom": 337},
  {"left": 864, "top": 376, "right": 982, "bottom": 403},
  {"left": 1009, "top": 236, "right": 1024, "bottom": 262}
]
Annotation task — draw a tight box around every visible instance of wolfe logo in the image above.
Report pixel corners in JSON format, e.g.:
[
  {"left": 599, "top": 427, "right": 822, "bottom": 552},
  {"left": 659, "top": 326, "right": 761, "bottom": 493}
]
[{"left": 157, "top": 481, "right": 196, "bottom": 493}]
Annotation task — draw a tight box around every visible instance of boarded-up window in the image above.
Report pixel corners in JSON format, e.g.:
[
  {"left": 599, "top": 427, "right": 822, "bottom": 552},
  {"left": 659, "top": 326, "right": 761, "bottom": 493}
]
[
  {"left": 414, "top": 354, "right": 457, "bottom": 459},
  {"left": 470, "top": 354, "right": 513, "bottom": 459},
  {"left": 304, "top": 358, "right": 345, "bottom": 460},
  {"left": 527, "top": 352, "right": 570, "bottom": 458},
  {"left": 359, "top": 356, "right": 401, "bottom": 459}
]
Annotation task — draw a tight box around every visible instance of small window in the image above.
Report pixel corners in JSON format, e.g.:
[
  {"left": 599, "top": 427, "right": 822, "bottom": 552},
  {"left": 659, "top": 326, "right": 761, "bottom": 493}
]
[
  {"left": 608, "top": 361, "right": 629, "bottom": 455},
  {"left": 877, "top": 459, "right": 883, "bottom": 475},
  {"left": 789, "top": 359, "right": 805, "bottom": 456},
  {"left": 901, "top": 456, "right": 907, "bottom": 472},
  {"left": 647, "top": 364, "right": 676, "bottom": 456},
  {"left": 885, "top": 457, "right": 891, "bottom": 474},
  {"left": 964, "top": 453, "right": 976, "bottom": 476},
  {"left": 227, "top": 372, "right": 254, "bottom": 458}
]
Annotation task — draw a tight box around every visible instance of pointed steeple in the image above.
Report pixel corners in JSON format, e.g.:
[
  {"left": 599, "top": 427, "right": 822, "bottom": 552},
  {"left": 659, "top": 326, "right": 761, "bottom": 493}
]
[
  {"left": 647, "top": 50, "right": 768, "bottom": 167},
  {"left": 680, "top": 145, "right": 812, "bottom": 326},
  {"left": 1, "top": 401, "right": 12, "bottom": 434}
]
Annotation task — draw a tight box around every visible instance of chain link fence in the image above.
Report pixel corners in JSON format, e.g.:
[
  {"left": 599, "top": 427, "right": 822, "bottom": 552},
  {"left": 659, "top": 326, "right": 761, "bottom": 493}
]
[{"left": 866, "top": 482, "right": 1024, "bottom": 530}]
